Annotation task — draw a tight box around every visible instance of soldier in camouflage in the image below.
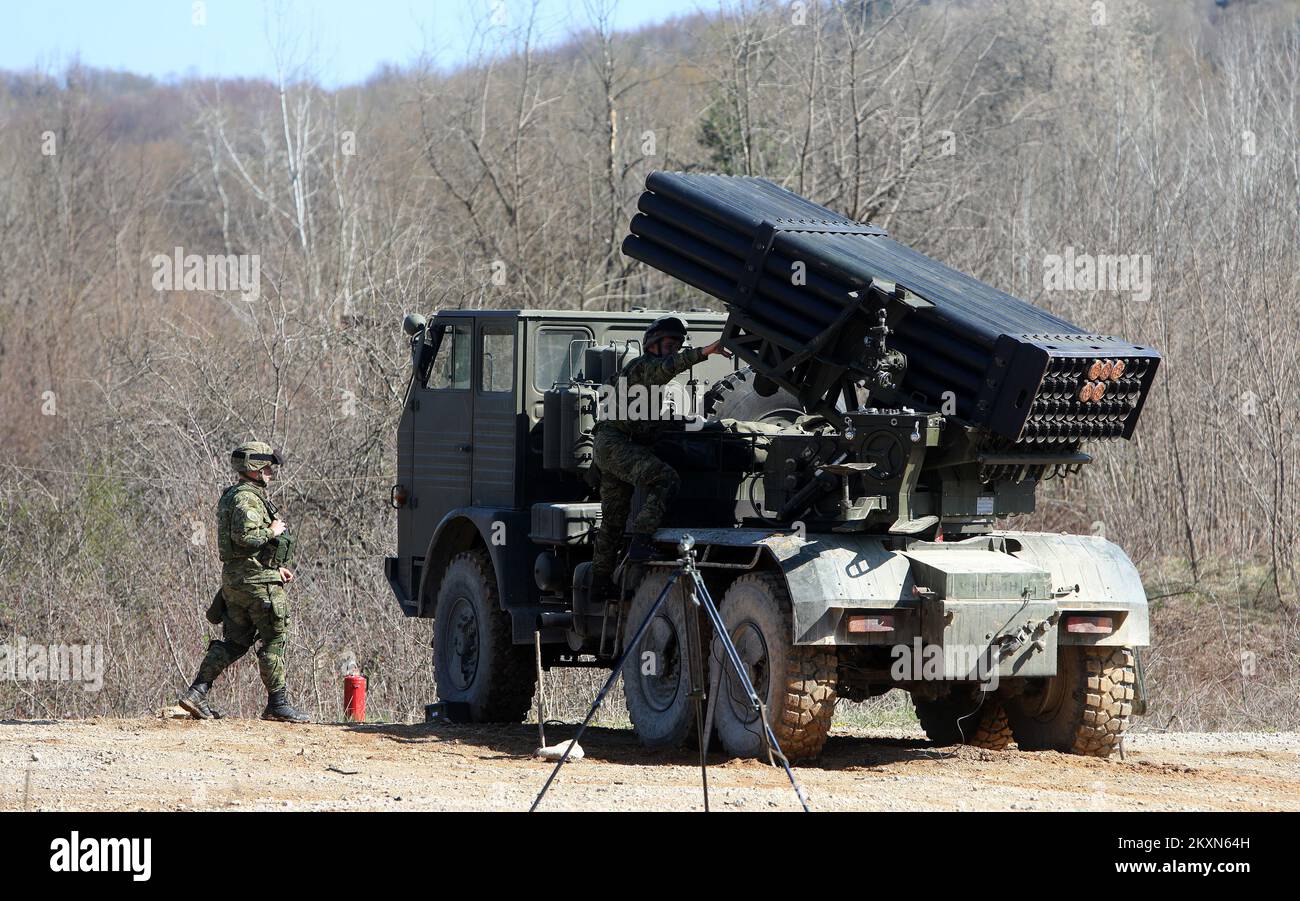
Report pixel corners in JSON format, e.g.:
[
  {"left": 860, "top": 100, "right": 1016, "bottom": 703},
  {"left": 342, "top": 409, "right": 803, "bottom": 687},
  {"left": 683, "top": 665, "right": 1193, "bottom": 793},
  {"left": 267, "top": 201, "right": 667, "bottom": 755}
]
[
  {"left": 177, "top": 441, "right": 310, "bottom": 723},
  {"left": 589, "top": 316, "right": 731, "bottom": 597}
]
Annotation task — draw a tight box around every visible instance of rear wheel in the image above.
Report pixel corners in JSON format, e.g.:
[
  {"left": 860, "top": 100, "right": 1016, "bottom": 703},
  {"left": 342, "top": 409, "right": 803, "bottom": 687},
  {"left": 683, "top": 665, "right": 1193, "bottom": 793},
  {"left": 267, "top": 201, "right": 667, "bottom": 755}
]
[
  {"left": 913, "top": 689, "right": 1013, "bottom": 750},
  {"left": 1004, "top": 646, "right": 1136, "bottom": 757},
  {"left": 711, "top": 573, "right": 837, "bottom": 762},
  {"left": 432, "top": 550, "right": 535, "bottom": 723},
  {"left": 622, "top": 570, "right": 707, "bottom": 749}
]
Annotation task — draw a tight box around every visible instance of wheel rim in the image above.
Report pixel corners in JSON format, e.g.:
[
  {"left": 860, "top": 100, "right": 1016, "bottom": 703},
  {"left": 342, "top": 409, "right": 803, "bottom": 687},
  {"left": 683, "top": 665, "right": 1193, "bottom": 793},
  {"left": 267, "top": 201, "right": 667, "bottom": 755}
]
[
  {"left": 444, "top": 595, "right": 480, "bottom": 691},
  {"left": 636, "top": 614, "right": 682, "bottom": 712},
  {"left": 723, "top": 620, "right": 770, "bottom": 725}
]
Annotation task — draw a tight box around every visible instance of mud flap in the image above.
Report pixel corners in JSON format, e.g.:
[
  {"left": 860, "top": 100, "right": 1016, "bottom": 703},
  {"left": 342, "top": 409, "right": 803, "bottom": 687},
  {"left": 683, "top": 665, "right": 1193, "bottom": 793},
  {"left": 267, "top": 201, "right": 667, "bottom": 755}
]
[{"left": 1132, "top": 647, "right": 1149, "bottom": 716}]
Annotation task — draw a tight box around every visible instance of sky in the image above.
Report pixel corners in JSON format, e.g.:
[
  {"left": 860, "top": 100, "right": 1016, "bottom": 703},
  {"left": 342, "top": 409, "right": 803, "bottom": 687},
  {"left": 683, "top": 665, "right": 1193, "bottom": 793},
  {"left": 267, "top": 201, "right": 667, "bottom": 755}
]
[{"left": 0, "top": 0, "right": 709, "bottom": 86}]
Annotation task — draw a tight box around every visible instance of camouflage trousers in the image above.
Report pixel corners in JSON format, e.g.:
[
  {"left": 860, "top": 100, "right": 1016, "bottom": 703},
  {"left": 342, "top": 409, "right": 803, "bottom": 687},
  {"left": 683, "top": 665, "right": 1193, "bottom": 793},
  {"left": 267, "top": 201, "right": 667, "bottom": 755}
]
[
  {"left": 195, "top": 582, "right": 290, "bottom": 693},
  {"left": 591, "top": 427, "right": 680, "bottom": 579}
]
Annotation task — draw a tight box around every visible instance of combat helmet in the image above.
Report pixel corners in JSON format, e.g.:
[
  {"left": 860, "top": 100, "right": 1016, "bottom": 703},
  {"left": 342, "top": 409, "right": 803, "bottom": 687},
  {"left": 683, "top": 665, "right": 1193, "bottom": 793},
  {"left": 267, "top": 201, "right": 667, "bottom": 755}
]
[
  {"left": 643, "top": 315, "right": 688, "bottom": 354},
  {"left": 230, "top": 441, "right": 282, "bottom": 475}
]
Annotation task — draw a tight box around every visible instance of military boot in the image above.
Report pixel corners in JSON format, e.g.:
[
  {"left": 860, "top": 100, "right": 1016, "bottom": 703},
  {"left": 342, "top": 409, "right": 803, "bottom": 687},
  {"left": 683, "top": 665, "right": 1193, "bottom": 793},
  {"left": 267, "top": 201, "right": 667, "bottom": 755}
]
[
  {"left": 614, "top": 534, "right": 661, "bottom": 584},
  {"left": 262, "top": 689, "right": 310, "bottom": 723},
  {"left": 178, "top": 682, "right": 215, "bottom": 720}
]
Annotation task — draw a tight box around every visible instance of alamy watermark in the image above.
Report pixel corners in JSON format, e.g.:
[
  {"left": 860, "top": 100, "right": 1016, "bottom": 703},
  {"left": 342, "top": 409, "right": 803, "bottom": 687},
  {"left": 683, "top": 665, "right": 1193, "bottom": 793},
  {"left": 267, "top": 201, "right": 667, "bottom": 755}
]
[
  {"left": 50, "top": 831, "right": 151, "bottom": 881},
  {"left": 151, "top": 246, "right": 261, "bottom": 301},
  {"left": 1042, "top": 246, "right": 1152, "bottom": 302},
  {"left": 596, "top": 378, "right": 709, "bottom": 430},
  {"left": 1, "top": 637, "right": 104, "bottom": 691},
  {"left": 890, "top": 638, "right": 1001, "bottom": 690}
]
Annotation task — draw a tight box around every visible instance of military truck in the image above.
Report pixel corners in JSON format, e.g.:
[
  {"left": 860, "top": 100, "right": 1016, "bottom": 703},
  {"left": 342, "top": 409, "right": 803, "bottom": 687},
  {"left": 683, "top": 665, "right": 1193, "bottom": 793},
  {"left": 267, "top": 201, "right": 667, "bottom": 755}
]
[{"left": 387, "top": 174, "right": 1158, "bottom": 762}]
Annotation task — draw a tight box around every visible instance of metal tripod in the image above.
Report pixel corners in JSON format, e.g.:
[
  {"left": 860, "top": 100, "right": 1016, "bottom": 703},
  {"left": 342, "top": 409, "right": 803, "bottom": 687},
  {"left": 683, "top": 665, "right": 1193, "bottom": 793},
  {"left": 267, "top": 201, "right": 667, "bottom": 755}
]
[{"left": 530, "top": 535, "right": 810, "bottom": 812}]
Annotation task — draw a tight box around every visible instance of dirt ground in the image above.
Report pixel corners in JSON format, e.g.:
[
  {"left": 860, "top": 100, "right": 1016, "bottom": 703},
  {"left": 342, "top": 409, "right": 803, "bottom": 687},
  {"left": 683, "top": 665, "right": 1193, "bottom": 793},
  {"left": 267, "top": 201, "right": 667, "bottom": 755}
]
[{"left": 1, "top": 717, "right": 1296, "bottom": 812}]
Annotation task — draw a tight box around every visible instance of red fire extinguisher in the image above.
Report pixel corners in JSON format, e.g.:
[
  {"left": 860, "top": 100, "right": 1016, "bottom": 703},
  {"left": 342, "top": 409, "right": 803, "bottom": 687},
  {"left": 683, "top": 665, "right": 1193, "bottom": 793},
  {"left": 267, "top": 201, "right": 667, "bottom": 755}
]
[{"left": 344, "top": 674, "right": 367, "bottom": 722}]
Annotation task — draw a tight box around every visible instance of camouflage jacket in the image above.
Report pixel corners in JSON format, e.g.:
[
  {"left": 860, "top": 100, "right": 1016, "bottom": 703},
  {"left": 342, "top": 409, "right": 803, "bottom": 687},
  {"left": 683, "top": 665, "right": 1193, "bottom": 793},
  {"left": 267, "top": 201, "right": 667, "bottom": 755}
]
[
  {"left": 596, "top": 346, "right": 708, "bottom": 444},
  {"left": 217, "top": 479, "right": 282, "bottom": 585}
]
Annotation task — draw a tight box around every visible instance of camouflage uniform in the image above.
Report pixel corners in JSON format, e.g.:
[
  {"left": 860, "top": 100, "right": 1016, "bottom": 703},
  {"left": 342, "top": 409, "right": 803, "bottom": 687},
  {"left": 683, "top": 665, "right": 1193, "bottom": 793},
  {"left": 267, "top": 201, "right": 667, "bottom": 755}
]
[
  {"left": 194, "top": 479, "right": 290, "bottom": 692},
  {"left": 591, "top": 345, "right": 708, "bottom": 579}
]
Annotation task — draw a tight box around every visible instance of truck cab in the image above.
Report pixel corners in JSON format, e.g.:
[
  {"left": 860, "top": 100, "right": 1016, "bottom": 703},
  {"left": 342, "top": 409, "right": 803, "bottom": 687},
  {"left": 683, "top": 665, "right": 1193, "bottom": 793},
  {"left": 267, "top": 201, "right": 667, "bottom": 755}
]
[{"left": 386, "top": 307, "right": 730, "bottom": 648}]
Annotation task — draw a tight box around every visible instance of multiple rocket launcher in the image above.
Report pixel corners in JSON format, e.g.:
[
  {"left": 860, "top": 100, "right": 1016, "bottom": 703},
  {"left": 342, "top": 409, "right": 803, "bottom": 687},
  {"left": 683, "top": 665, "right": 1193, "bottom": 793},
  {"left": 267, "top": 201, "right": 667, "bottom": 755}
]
[{"left": 622, "top": 172, "right": 1160, "bottom": 448}]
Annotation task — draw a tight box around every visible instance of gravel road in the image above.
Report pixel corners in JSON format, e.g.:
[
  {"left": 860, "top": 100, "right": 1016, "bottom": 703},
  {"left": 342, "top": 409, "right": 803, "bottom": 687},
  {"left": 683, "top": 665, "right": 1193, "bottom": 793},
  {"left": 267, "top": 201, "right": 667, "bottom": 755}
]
[{"left": 1, "top": 718, "right": 1295, "bottom": 812}]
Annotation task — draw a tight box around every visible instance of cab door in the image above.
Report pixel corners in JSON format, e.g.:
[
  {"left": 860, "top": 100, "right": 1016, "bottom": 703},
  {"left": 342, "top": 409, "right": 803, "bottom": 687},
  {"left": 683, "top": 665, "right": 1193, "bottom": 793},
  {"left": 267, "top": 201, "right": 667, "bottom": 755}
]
[
  {"left": 471, "top": 319, "right": 521, "bottom": 507},
  {"left": 407, "top": 320, "right": 473, "bottom": 581}
]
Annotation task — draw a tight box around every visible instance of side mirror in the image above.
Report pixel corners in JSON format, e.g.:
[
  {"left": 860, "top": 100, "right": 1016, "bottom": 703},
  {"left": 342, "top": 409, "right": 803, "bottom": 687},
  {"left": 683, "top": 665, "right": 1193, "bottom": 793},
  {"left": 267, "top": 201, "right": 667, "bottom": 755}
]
[
  {"left": 403, "top": 313, "right": 427, "bottom": 337},
  {"left": 405, "top": 314, "right": 429, "bottom": 385},
  {"left": 409, "top": 320, "right": 446, "bottom": 389}
]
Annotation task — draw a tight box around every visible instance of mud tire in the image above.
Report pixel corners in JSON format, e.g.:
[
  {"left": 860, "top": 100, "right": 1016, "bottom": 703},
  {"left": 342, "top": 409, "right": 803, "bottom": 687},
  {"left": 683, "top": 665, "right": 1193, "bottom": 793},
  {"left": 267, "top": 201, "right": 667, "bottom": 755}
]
[
  {"left": 711, "top": 572, "right": 836, "bottom": 762},
  {"left": 432, "top": 550, "right": 535, "bottom": 723},
  {"left": 1004, "top": 646, "right": 1136, "bottom": 757}
]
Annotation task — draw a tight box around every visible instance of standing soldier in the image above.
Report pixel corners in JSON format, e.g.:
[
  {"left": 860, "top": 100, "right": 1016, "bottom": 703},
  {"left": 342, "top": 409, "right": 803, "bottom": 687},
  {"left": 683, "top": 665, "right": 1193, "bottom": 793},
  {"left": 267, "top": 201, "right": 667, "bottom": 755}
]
[
  {"left": 178, "top": 441, "right": 309, "bottom": 723},
  {"left": 589, "top": 316, "right": 731, "bottom": 598}
]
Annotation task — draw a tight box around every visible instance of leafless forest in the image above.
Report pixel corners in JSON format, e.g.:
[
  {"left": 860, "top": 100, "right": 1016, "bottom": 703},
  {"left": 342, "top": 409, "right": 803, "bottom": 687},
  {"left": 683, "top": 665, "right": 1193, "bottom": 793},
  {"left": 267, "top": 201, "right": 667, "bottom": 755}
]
[{"left": 0, "top": 0, "right": 1296, "bottom": 729}]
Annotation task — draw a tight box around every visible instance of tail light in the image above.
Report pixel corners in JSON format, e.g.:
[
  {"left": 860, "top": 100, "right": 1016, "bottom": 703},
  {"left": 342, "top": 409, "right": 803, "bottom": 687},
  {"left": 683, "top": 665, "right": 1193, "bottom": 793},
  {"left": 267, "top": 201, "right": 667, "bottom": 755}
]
[
  {"left": 1064, "top": 615, "right": 1113, "bottom": 634},
  {"left": 847, "top": 614, "right": 895, "bottom": 634}
]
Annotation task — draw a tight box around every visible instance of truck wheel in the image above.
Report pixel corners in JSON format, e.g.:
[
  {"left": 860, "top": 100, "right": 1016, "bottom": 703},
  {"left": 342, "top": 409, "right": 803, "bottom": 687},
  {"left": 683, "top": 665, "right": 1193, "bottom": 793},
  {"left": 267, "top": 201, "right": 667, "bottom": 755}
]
[
  {"left": 913, "top": 690, "right": 1013, "bottom": 750},
  {"left": 711, "top": 572, "right": 836, "bottom": 762},
  {"left": 622, "top": 570, "right": 705, "bottom": 749},
  {"left": 432, "top": 550, "right": 535, "bottom": 723},
  {"left": 1004, "top": 646, "right": 1135, "bottom": 757}
]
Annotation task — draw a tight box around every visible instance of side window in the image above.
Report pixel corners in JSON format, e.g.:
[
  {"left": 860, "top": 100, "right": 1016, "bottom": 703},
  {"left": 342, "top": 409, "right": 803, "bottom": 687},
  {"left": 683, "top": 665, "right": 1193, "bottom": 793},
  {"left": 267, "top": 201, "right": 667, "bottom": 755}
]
[
  {"left": 429, "top": 323, "right": 471, "bottom": 390},
  {"left": 480, "top": 327, "right": 515, "bottom": 393},
  {"left": 534, "top": 328, "right": 589, "bottom": 389}
]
